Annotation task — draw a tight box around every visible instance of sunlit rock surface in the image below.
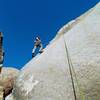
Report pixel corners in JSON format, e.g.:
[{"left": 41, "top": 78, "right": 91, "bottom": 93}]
[{"left": 12, "top": 2, "right": 100, "bottom": 100}]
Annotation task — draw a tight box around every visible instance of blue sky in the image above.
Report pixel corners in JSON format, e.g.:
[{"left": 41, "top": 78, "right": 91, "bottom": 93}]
[{"left": 0, "top": 0, "right": 99, "bottom": 69}]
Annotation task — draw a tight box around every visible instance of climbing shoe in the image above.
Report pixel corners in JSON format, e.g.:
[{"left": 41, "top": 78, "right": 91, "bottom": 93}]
[{"left": 32, "top": 53, "right": 35, "bottom": 58}]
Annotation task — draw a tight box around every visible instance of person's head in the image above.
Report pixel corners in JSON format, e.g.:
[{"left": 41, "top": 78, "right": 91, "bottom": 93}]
[{"left": 36, "top": 36, "right": 40, "bottom": 41}]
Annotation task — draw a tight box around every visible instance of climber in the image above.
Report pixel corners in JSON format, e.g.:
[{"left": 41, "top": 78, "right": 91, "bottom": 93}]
[{"left": 32, "top": 36, "right": 43, "bottom": 57}]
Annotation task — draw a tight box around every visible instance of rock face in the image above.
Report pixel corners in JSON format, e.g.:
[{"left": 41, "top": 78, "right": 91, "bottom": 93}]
[
  {"left": 12, "top": 2, "right": 100, "bottom": 100},
  {"left": 0, "top": 67, "right": 19, "bottom": 99}
]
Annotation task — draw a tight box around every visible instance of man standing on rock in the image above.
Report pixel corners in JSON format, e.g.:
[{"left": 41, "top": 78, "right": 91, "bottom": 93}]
[{"left": 32, "top": 36, "right": 43, "bottom": 57}]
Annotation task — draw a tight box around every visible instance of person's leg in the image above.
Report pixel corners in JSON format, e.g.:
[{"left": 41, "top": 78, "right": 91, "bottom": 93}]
[
  {"left": 32, "top": 46, "right": 37, "bottom": 57},
  {"left": 39, "top": 43, "right": 43, "bottom": 53}
]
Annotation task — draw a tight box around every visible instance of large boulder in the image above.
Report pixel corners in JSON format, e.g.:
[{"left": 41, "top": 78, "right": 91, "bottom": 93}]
[
  {"left": 13, "top": 2, "right": 100, "bottom": 100},
  {"left": 0, "top": 67, "right": 19, "bottom": 99}
]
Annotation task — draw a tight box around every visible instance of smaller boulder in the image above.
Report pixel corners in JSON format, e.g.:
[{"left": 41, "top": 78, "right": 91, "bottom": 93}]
[{"left": 0, "top": 67, "right": 19, "bottom": 98}]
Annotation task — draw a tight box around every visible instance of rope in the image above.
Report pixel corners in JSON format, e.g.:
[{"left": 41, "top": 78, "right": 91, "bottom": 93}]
[{"left": 63, "top": 34, "right": 86, "bottom": 100}]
